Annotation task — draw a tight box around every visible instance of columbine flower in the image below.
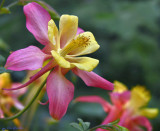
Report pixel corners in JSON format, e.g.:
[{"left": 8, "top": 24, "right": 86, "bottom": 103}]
[
  {"left": 75, "top": 81, "right": 159, "bottom": 131},
  {"left": 0, "top": 73, "right": 26, "bottom": 126},
  {"left": 4, "top": 2, "right": 113, "bottom": 120}
]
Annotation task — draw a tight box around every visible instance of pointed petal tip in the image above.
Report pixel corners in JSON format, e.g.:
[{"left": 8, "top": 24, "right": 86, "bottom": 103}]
[
  {"left": 72, "top": 68, "right": 114, "bottom": 90},
  {"left": 5, "top": 46, "right": 48, "bottom": 71},
  {"left": 108, "top": 83, "right": 114, "bottom": 90},
  {"left": 24, "top": 2, "right": 51, "bottom": 45},
  {"left": 47, "top": 68, "right": 74, "bottom": 120}
]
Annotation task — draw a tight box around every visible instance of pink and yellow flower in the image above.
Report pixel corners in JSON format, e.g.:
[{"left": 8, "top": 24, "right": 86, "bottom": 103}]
[
  {"left": 75, "top": 81, "right": 159, "bottom": 131},
  {"left": 4, "top": 2, "right": 113, "bottom": 120},
  {"left": 0, "top": 73, "right": 26, "bottom": 126}
]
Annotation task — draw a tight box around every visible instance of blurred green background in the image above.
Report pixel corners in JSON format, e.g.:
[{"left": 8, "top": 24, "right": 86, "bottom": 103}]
[{"left": 0, "top": 0, "right": 160, "bottom": 130}]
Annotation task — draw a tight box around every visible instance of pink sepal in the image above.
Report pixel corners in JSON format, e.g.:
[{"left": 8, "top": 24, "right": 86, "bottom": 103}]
[
  {"left": 72, "top": 68, "right": 114, "bottom": 90},
  {"left": 47, "top": 67, "right": 74, "bottom": 120},
  {"left": 24, "top": 2, "right": 51, "bottom": 45},
  {"left": 5, "top": 46, "right": 48, "bottom": 71}
]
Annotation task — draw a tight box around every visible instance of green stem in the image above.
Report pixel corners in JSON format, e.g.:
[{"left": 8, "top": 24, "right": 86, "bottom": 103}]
[
  {"left": 0, "top": 0, "right": 5, "bottom": 9},
  {"left": 0, "top": 78, "right": 47, "bottom": 121},
  {"left": 7, "top": 1, "right": 18, "bottom": 8}
]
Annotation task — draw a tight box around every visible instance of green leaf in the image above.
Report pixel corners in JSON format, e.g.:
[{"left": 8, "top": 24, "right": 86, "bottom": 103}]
[
  {"left": 84, "top": 122, "right": 90, "bottom": 130},
  {"left": 99, "top": 125, "right": 118, "bottom": 131},
  {"left": 116, "top": 125, "right": 129, "bottom": 131},
  {"left": 107, "top": 119, "right": 120, "bottom": 126},
  {"left": 70, "top": 123, "right": 84, "bottom": 131},
  {"left": 88, "top": 119, "right": 128, "bottom": 131},
  {"left": 78, "top": 118, "right": 90, "bottom": 130},
  {"left": 0, "top": 7, "right": 10, "bottom": 14},
  {"left": 70, "top": 118, "right": 90, "bottom": 131}
]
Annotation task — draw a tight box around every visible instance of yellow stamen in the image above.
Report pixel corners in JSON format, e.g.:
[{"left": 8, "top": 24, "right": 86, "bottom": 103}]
[{"left": 60, "top": 35, "right": 90, "bottom": 57}]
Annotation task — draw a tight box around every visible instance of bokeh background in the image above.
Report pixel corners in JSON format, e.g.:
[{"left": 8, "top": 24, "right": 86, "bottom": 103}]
[{"left": 0, "top": 0, "right": 160, "bottom": 130}]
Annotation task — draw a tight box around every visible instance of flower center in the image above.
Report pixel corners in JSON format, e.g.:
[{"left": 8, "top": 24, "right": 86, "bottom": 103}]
[{"left": 60, "top": 35, "right": 90, "bottom": 57}]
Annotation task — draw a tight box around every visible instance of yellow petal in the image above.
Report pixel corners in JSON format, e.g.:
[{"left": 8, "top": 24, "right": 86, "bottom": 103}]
[
  {"left": 140, "top": 108, "right": 159, "bottom": 119},
  {"left": 59, "top": 15, "right": 78, "bottom": 48},
  {"left": 113, "top": 81, "right": 128, "bottom": 93},
  {"left": 48, "top": 19, "right": 59, "bottom": 49},
  {"left": 129, "top": 86, "right": 151, "bottom": 110},
  {"left": 0, "top": 73, "right": 11, "bottom": 89},
  {"left": 66, "top": 56, "right": 99, "bottom": 72},
  {"left": 63, "top": 32, "right": 99, "bottom": 56},
  {"left": 51, "top": 50, "right": 71, "bottom": 68}
]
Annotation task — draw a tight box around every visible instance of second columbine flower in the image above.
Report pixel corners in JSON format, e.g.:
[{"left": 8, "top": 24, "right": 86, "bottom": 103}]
[{"left": 75, "top": 81, "right": 158, "bottom": 131}]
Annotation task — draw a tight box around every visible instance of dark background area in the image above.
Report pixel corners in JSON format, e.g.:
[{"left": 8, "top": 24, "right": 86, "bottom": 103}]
[{"left": 0, "top": 0, "right": 160, "bottom": 130}]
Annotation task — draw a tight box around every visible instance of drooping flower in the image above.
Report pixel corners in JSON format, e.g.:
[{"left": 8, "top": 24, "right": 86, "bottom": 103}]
[
  {"left": 4, "top": 2, "right": 113, "bottom": 120},
  {"left": 0, "top": 73, "right": 26, "bottom": 126},
  {"left": 75, "top": 81, "right": 159, "bottom": 131}
]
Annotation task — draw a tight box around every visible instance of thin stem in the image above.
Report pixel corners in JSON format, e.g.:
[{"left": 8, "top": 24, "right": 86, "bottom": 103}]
[
  {"left": 0, "top": 78, "right": 47, "bottom": 121},
  {"left": 7, "top": 1, "right": 18, "bottom": 8},
  {"left": 0, "top": 0, "right": 5, "bottom": 9}
]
